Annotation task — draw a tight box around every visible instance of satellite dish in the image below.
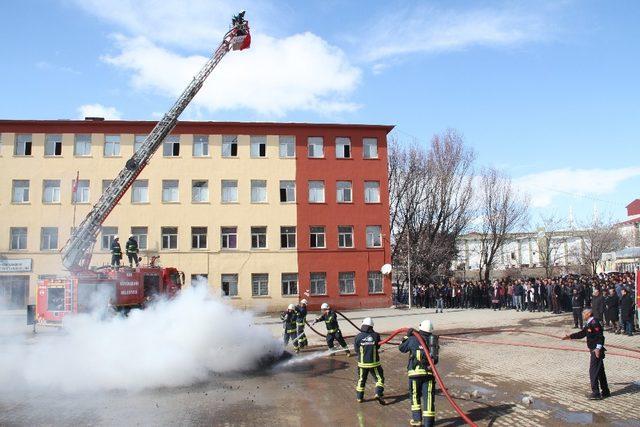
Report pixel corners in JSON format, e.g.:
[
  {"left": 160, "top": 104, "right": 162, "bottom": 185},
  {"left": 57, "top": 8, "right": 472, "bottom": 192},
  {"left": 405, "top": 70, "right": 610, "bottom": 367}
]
[{"left": 381, "top": 264, "right": 392, "bottom": 275}]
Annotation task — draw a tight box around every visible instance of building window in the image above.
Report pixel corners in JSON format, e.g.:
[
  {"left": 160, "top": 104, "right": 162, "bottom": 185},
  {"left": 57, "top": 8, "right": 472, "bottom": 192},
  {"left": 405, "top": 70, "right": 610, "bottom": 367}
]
[
  {"left": 364, "top": 181, "right": 380, "bottom": 203},
  {"left": 45, "top": 134, "right": 62, "bottom": 156},
  {"left": 222, "top": 135, "right": 238, "bottom": 157},
  {"left": 14, "top": 134, "right": 32, "bottom": 156},
  {"left": 368, "top": 271, "right": 383, "bottom": 294},
  {"left": 10, "top": 227, "right": 27, "bottom": 250},
  {"left": 252, "top": 273, "right": 269, "bottom": 297},
  {"left": 251, "top": 180, "right": 267, "bottom": 203},
  {"left": 338, "top": 226, "right": 354, "bottom": 248},
  {"left": 132, "top": 180, "right": 149, "bottom": 203},
  {"left": 11, "top": 180, "right": 30, "bottom": 203},
  {"left": 134, "top": 134, "right": 146, "bottom": 152},
  {"left": 101, "top": 226, "right": 118, "bottom": 250},
  {"left": 279, "top": 180, "right": 296, "bottom": 203},
  {"left": 336, "top": 181, "right": 352, "bottom": 203},
  {"left": 131, "top": 226, "right": 148, "bottom": 250},
  {"left": 74, "top": 134, "right": 91, "bottom": 156},
  {"left": 104, "top": 135, "right": 121, "bottom": 157},
  {"left": 279, "top": 135, "right": 295, "bottom": 158},
  {"left": 366, "top": 226, "right": 382, "bottom": 248},
  {"left": 221, "top": 227, "right": 237, "bottom": 249},
  {"left": 280, "top": 226, "right": 296, "bottom": 249},
  {"left": 192, "top": 180, "right": 209, "bottom": 203},
  {"left": 308, "top": 181, "right": 325, "bottom": 203},
  {"left": 74, "top": 180, "right": 90, "bottom": 204},
  {"left": 310, "top": 226, "right": 326, "bottom": 248},
  {"left": 282, "top": 273, "right": 298, "bottom": 296},
  {"left": 163, "top": 135, "right": 180, "bottom": 157},
  {"left": 339, "top": 272, "right": 356, "bottom": 294},
  {"left": 191, "top": 226, "right": 207, "bottom": 249},
  {"left": 310, "top": 272, "right": 326, "bottom": 295},
  {"left": 250, "top": 135, "right": 266, "bottom": 158},
  {"left": 221, "top": 180, "right": 238, "bottom": 203},
  {"left": 221, "top": 274, "right": 238, "bottom": 297},
  {"left": 251, "top": 226, "right": 267, "bottom": 249},
  {"left": 307, "top": 137, "right": 323, "bottom": 158},
  {"left": 40, "top": 227, "right": 58, "bottom": 250},
  {"left": 102, "top": 180, "right": 113, "bottom": 195},
  {"left": 363, "top": 138, "right": 378, "bottom": 159},
  {"left": 336, "top": 137, "right": 351, "bottom": 159},
  {"left": 161, "top": 227, "right": 178, "bottom": 249},
  {"left": 42, "top": 180, "right": 61, "bottom": 204},
  {"left": 162, "top": 180, "right": 179, "bottom": 203},
  {"left": 193, "top": 135, "right": 209, "bottom": 157}
]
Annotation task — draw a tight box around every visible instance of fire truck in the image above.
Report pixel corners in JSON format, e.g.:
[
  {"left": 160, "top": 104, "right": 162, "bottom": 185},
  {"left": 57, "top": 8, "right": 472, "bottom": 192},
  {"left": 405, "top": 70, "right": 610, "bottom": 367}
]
[{"left": 34, "top": 12, "right": 251, "bottom": 327}]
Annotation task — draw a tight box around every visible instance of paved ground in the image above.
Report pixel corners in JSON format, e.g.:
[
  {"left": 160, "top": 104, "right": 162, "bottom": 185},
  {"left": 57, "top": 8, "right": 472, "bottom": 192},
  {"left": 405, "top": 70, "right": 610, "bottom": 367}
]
[{"left": 1, "top": 307, "right": 639, "bottom": 426}]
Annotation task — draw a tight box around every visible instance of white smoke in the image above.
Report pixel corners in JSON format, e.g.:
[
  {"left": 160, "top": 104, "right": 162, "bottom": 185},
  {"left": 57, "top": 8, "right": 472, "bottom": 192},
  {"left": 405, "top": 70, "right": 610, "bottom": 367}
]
[{"left": 0, "top": 286, "right": 283, "bottom": 392}]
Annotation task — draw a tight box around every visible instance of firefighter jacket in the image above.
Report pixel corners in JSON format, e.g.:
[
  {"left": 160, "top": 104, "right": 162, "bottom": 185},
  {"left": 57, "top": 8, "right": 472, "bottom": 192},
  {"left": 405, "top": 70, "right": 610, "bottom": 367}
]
[
  {"left": 111, "top": 241, "right": 122, "bottom": 256},
  {"left": 354, "top": 326, "right": 382, "bottom": 368},
  {"left": 126, "top": 238, "right": 139, "bottom": 255},
  {"left": 316, "top": 310, "right": 340, "bottom": 334},
  {"left": 569, "top": 317, "right": 605, "bottom": 351},
  {"left": 295, "top": 305, "right": 307, "bottom": 326},
  {"left": 280, "top": 310, "right": 297, "bottom": 334},
  {"left": 399, "top": 330, "right": 439, "bottom": 377}
]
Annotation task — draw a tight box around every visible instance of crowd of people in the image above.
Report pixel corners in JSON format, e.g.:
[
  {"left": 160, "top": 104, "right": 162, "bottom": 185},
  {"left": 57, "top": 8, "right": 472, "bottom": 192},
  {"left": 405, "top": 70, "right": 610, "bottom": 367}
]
[{"left": 393, "top": 272, "right": 638, "bottom": 336}]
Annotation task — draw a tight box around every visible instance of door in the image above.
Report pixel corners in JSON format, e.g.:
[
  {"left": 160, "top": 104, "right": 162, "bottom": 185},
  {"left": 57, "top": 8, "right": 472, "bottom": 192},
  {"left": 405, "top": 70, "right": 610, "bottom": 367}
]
[{"left": 0, "top": 275, "right": 29, "bottom": 309}]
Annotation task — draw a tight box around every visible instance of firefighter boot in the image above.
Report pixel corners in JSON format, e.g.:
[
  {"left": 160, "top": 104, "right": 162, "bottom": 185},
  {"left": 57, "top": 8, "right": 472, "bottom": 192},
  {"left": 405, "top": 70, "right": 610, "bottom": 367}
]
[
  {"left": 410, "top": 410, "right": 422, "bottom": 426},
  {"left": 423, "top": 416, "right": 435, "bottom": 427}
]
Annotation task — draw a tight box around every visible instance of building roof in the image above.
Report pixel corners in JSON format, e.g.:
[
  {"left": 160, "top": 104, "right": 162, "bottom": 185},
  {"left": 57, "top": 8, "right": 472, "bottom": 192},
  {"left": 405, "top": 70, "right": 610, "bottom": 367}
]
[
  {"left": 626, "top": 199, "right": 640, "bottom": 216},
  {"left": 614, "top": 246, "right": 640, "bottom": 259}
]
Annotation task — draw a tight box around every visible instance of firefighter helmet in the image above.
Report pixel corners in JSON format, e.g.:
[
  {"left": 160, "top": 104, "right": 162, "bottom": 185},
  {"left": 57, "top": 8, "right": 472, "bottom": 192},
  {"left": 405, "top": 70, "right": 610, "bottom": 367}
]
[
  {"left": 321, "top": 302, "right": 330, "bottom": 310},
  {"left": 362, "top": 317, "right": 374, "bottom": 327},
  {"left": 419, "top": 319, "right": 433, "bottom": 333},
  {"left": 300, "top": 299, "right": 308, "bottom": 305},
  {"left": 114, "top": 235, "right": 119, "bottom": 240},
  {"left": 287, "top": 304, "right": 295, "bottom": 310}
]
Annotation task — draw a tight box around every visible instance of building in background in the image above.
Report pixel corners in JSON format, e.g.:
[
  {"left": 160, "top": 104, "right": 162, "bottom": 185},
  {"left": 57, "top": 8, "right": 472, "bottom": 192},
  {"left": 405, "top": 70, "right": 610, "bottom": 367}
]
[{"left": 0, "top": 119, "right": 393, "bottom": 311}]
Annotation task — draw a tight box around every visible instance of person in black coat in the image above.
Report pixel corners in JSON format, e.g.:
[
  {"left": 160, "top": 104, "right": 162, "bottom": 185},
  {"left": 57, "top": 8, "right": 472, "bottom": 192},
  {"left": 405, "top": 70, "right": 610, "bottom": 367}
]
[
  {"left": 591, "top": 288, "right": 605, "bottom": 322},
  {"left": 604, "top": 288, "right": 620, "bottom": 333},
  {"left": 572, "top": 289, "right": 585, "bottom": 329},
  {"left": 619, "top": 288, "right": 634, "bottom": 336}
]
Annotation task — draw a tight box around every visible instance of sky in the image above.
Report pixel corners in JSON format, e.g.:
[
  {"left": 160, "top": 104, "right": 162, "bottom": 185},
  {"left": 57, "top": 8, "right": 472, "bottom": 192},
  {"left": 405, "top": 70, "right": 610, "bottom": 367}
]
[{"left": 1, "top": 0, "right": 639, "bottom": 224}]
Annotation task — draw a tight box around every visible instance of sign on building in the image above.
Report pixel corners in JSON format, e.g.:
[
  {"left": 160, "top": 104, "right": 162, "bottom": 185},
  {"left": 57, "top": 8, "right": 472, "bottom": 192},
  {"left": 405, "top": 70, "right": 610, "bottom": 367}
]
[{"left": 0, "top": 258, "right": 32, "bottom": 273}]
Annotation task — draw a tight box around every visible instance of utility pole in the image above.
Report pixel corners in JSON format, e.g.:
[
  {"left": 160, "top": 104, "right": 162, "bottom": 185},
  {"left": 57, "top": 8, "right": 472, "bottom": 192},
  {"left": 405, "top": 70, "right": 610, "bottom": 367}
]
[{"left": 407, "top": 229, "right": 412, "bottom": 309}]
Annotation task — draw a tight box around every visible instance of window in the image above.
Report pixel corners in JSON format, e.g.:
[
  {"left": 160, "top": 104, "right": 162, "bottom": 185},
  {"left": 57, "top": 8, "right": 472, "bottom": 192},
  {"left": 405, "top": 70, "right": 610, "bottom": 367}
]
[
  {"left": 74, "top": 134, "right": 91, "bottom": 156},
  {"left": 221, "top": 180, "right": 238, "bottom": 203},
  {"left": 221, "top": 227, "right": 237, "bottom": 249},
  {"left": 280, "top": 226, "right": 296, "bottom": 249},
  {"left": 191, "top": 226, "right": 207, "bottom": 249},
  {"left": 102, "top": 180, "right": 112, "bottom": 195},
  {"left": 42, "top": 180, "right": 61, "bottom": 204},
  {"left": 310, "top": 272, "right": 326, "bottom": 295},
  {"left": 161, "top": 227, "right": 178, "bottom": 249},
  {"left": 282, "top": 273, "right": 298, "bottom": 296},
  {"left": 101, "top": 226, "right": 118, "bottom": 250},
  {"left": 279, "top": 135, "right": 295, "bottom": 158},
  {"left": 251, "top": 180, "right": 267, "bottom": 203},
  {"left": 192, "top": 180, "right": 209, "bottom": 203},
  {"left": 339, "top": 272, "right": 355, "bottom": 294},
  {"left": 279, "top": 180, "right": 296, "bottom": 203},
  {"left": 308, "top": 181, "right": 325, "bottom": 203},
  {"left": 221, "top": 274, "right": 238, "bottom": 297},
  {"left": 14, "top": 134, "right": 32, "bottom": 156},
  {"left": 45, "top": 134, "right": 62, "bottom": 156},
  {"left": 193, "top": 135, "right": 209, "bottom": 157},
  {"left": 366, "top": 226, "right": 382, "bottom": 248},
  {"left": 163, "top": 135, "right": 180, "bottom": 157},
  {"left": 104, "top": 135, "right": 121, "bottom": 157},
  {"left": 132, "top": 180, "right": 149, "bottom": 203},
  {"left": 10, "top": 227, "right": 27, "bottom": 250},
  {"left": 338, "top": 226, "right": 354, "bottom": 248},
  {"left": 364, "top": 181, "right": 380, "bottom": 203},
  {"left": 162, "top": 180, "right": 179, "bottom": 203},
  {"left": 310, "top": 226, "right": 326, "bottom": 248},
  {"left": 222, "top": 135, "right": 238, "bottom": 157},
  {"left": 131, "top": 226, "right": 148, "bottom": 250},
  {"left": 252, "top": 274, "right": 269, "bottom": 297},
  {"left": 12, "top": 180, "right": 30, "bottom": 203},
  {"left": 40, "top": 227, "right": 58, "bottom": 250},
  {"left": 251, "top": 226, "right": 267, "bottom": 249},
  {"left": 363, "top": 138, "right": 378, "bottom": 159},
  {"left": 336, "top": 137, "right": 351, "bottom": 159},
  {"left": 307, "top": 137, "right": 323, "bottom": 158},
  {"left": 74, "top": 180, "right": 90, "bottom": 204},
  {"left": 336, "top": 181, "right": 352, "bottom": 203},
  {"left": 368, "top": 271, "right": 383, "bottom": 294},
  {"left": 134, "top": 134, "right": 147, "bottom": 152},
  {"left": 250, "top": 135, "right": 266, "bottom": 158}
]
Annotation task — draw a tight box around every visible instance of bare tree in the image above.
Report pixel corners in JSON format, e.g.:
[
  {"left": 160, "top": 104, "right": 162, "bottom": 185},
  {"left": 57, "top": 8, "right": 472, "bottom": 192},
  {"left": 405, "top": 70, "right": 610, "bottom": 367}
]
[
  {"left": 536, "top": 214, "right": 568, "bottom": 278},
  {"left": 476, "top": 167, "right": 529, "bottom": 281},
  {"left": 579, "top": 219, "right": 626, "bottom": 274}
]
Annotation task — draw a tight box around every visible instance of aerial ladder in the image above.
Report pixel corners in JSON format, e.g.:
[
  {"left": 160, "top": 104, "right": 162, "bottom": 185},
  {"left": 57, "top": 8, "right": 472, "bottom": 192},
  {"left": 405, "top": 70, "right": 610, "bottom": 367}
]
[{"left": 61, "top": 12, "right": 251, "bottom": 272}]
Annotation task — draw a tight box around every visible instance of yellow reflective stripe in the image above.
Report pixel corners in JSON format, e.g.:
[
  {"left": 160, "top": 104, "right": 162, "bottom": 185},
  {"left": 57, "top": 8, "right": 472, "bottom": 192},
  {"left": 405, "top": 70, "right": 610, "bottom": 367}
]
[
  {"left": 411, "top": 380, "right": 420, "bottom": 410},
  {"left": 408, "top": 368, "right": 428, "bottom": 376},
  {"left": 327, "top": 328, "right": 338, "bottom": 333},
  {"left": 286, "top": 329, "right": 296, "bottom": 333},
  {"left": 357, "top": 362, "right": 381, "bottom": 368},
  {"left": 374, "top": 367, "right": 384, "bottom": 388},
  {"left": 426, "top": 378, "right": 433, "bottom": 415}
]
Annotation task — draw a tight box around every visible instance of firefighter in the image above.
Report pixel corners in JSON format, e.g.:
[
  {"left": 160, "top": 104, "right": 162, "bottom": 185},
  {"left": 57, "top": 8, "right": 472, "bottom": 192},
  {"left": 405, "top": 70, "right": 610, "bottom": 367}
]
[
  {"left": 354, "top": 317, "right": 384, "bottom": 403},
  {"left": 110, "top": 236, "right": 122, "bottom": 269},
  {"left": 281, "top": 304, "right": 299, "bottom": 352},
  {"left": 399, "top": 319, "right": 440, "bottom": 427},
  {"left": 312, "top": 302, "right": 350, "bottom": 356},
  {"left": 295, "top": 299, "right": 308, "bottom": 349},
  {"left": 126, "top": 234, "right": 140, "bottom": 267}
]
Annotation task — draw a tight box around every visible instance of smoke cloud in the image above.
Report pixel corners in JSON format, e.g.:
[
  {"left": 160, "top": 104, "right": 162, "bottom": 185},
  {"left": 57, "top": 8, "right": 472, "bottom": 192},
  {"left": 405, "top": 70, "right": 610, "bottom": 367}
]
[{"left": 0, "top": 286, "right": 283, "bottom": 392}]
